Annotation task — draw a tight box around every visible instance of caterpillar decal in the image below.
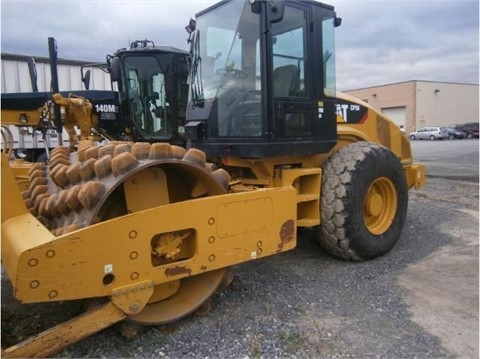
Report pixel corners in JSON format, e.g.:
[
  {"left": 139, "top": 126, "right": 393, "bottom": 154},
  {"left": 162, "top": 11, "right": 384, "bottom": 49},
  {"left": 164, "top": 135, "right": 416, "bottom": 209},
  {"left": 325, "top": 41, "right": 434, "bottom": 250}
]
[{"left": 334, "top": 99, "right": 368, "bottom": 124}]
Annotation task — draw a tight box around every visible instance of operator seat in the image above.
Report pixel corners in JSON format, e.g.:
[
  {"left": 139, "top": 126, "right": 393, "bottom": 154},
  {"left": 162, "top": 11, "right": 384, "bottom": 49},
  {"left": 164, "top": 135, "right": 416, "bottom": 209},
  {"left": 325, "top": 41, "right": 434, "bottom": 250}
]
[{"left": 273, "top": 64, "right": 300, "bottom": 97}]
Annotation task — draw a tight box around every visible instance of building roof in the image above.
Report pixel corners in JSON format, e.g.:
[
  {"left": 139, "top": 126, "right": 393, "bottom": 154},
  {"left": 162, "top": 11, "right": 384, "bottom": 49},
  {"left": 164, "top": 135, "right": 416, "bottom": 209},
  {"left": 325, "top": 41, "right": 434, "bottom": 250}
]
[
  {"left": 1, "top": 52, "right": 94, "bottom": 66},
  {"left": 344, "top": 79, "right": 479, "bottom": 92}
]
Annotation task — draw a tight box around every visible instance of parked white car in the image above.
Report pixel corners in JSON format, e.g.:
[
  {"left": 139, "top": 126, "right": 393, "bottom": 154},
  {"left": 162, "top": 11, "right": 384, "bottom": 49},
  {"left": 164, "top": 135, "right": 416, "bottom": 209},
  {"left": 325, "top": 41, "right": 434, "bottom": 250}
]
[{"left": 409, "top": 127, "right": 449, "bottom": 141}]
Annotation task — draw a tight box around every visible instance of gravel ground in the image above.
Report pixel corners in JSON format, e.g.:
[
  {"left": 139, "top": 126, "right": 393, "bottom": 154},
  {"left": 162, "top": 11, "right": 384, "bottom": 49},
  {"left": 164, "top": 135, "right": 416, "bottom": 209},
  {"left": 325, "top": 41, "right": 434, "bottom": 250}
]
[{"left": 2, "top": 150, "right": 478, "bottom": 358}]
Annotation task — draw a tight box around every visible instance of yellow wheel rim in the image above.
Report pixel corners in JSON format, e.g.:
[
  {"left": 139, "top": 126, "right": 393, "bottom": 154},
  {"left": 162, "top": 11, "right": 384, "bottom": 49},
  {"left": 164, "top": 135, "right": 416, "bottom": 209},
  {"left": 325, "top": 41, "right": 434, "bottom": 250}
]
[{"left": 364, "top": 177, "right": 397, "bottom": 235}]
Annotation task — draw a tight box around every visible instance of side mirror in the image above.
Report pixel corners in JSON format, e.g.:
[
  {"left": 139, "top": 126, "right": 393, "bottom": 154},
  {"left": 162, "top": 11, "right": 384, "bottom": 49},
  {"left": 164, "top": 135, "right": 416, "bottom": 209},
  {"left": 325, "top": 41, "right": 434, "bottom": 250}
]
[
  {"left": 109, "top": 57, "right": 121, "bottom": 82},
  {"left": 185, "top": 18, "right": 196, "bottom": 43},
  {"left": 268, "top": 0, "right": 285, "bottom": 23},
  {"left": 250, "top": 0, "right": 284, "bottom": 23},
  {"left": 82, "top": 69, "right": 91, "bottom": 90}
]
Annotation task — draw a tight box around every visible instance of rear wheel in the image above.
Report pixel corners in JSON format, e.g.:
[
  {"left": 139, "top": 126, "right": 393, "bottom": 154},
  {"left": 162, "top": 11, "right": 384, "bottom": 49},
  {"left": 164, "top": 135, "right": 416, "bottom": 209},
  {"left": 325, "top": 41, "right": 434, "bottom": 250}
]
[
  {"left": 23, "top": 141, "right": 231, "bottom": 325},
  {"left": 429, "top": 135, "right": 436, "bottom": 141},
  {"left": 315, "top": 142, "right": 408, "bottom": 261}
]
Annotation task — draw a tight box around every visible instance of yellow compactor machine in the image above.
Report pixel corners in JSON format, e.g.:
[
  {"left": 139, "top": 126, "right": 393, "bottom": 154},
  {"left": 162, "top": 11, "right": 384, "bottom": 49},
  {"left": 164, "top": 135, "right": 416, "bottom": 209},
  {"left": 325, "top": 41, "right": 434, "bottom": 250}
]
[{"left": 1, "top": 0, "right": 425, "bottom": 357}]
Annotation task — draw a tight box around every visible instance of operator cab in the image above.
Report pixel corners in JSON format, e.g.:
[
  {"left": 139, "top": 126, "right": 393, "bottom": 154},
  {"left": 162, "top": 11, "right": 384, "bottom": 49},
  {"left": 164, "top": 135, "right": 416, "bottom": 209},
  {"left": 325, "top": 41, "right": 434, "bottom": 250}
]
[
  {"left": 107, "top": 41, "right": 190, "bottom": 145},
  {"left": 185, "top": 0, "right": 341, "bottom": 158}
]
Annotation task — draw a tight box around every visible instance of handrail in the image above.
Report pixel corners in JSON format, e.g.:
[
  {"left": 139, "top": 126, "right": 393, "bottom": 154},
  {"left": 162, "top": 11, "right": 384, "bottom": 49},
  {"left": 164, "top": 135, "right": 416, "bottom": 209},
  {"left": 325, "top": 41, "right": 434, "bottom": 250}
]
[{"left": 1, "top": 125, "right": 16, "bottom": 160}]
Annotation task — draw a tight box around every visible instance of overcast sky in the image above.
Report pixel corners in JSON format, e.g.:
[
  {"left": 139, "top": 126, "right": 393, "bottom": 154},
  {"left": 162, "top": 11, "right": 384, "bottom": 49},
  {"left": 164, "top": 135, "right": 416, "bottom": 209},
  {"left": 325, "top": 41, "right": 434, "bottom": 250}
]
[{"left": 1, "top": 0, "right": 478, "bottom": 90}]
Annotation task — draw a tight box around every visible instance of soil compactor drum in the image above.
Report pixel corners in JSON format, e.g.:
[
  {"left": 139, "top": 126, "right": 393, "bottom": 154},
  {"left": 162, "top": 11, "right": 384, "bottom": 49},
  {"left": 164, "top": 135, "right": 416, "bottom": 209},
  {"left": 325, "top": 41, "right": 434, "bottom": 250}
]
[{"left": 1, "top": 0, "right": 425, "bottom": 357}]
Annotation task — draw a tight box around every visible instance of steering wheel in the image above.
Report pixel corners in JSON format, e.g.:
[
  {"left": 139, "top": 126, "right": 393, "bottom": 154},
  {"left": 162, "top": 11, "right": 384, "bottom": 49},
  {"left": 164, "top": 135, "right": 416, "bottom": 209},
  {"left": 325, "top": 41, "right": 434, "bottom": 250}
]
[{"left": 215, "top": 68, "right": 248, "bottom": 79}]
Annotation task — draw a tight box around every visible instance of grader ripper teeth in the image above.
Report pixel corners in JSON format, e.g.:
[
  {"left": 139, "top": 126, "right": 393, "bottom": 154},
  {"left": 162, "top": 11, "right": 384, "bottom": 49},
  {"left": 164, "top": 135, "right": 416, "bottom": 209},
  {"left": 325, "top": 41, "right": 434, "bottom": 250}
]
[{"left": 1, "top": 141, "right": 297, "bottom": 357}]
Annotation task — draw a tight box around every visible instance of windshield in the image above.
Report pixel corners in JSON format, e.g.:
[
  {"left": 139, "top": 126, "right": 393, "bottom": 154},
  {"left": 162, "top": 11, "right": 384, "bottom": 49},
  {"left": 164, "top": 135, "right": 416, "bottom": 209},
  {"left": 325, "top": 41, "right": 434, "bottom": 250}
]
[
  {"left": 123, "top": 55, "right": 174, "bottom": 140},
  {"left": 192, "top": 1, "right": 262, "bottom": 136}
]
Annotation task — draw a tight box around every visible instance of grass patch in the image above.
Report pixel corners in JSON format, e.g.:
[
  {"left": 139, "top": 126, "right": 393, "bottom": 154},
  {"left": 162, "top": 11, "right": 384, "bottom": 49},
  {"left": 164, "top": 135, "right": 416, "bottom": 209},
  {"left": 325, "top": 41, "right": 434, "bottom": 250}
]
[{"left": 280, "top": 331, "right": 308, "bottom": 353}]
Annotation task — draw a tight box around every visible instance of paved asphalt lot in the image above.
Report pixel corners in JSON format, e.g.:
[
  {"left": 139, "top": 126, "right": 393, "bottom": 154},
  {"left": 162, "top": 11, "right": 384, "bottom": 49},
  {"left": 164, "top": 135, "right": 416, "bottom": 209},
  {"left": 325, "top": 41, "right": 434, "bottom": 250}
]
[{"left": 1, "top": 139, "right": 478, "bottom": 358}]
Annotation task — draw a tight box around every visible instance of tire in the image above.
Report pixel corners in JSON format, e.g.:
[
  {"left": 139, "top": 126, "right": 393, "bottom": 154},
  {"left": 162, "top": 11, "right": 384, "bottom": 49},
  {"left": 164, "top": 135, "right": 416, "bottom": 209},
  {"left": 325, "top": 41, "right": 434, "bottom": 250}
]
[
  {"left": 448, "top": 134, "right": 454, "bottom": 140},
  {"left": 429, "top": 135, "right": 435, "bottom": 141},
  {"left": 409, "top": 135, "right": 415, "bottom": 140},
  {"left": 315, "top": 142, "right": 408, "bottom": 261},
  {"left": 466, "top": 132, "right": 473, "bottom": 139}
]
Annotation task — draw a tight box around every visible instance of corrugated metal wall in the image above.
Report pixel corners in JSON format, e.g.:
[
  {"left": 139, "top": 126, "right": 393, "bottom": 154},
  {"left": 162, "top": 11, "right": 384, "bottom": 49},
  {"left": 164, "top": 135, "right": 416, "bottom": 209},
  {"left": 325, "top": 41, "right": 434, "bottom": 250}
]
[{"left": 1, "top": 56, "right": 113, "bottom": 93}]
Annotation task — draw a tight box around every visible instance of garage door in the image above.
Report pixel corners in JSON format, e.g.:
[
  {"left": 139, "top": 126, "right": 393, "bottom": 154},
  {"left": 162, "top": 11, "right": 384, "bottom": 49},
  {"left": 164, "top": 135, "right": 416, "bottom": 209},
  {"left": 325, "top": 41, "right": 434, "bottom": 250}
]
[{"left": 382, "top": 107, "right": 406, "bottom": 127}]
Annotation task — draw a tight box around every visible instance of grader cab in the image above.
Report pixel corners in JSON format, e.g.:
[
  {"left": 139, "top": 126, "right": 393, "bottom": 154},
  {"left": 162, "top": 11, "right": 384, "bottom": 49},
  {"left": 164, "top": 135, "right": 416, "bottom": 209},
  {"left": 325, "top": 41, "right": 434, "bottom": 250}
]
[
  {"left": 1, "top": 0, "right": 425, "bottom": 357},
  {"left": 1, "top": 38, "right": 189, "bottom": 163}
]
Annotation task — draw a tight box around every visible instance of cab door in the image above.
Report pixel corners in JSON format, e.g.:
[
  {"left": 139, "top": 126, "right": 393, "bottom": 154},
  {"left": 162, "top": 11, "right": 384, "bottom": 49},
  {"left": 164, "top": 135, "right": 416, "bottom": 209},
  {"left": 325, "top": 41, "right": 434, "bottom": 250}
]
[
  {"left": 268, "top": 2, "right": 338, "bottom": 155},
  {"left": 270, "top": 3, "right": 313, "bottom": 140}
]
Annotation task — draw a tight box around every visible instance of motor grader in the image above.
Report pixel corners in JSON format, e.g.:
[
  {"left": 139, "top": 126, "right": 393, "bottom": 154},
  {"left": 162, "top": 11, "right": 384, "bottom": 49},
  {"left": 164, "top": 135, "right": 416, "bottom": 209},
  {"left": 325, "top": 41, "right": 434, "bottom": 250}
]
[
  {"left": 1, "top": 0, "right": 425, "bottom": 357},
  {"left": 1, "top": 38, "right": 190, "bottom": 162}
]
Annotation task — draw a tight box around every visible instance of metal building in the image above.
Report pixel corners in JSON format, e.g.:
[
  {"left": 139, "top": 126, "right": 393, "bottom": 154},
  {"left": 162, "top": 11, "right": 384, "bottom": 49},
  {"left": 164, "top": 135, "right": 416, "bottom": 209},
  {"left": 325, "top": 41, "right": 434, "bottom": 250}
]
[
  {"left": 1, "top": 53, "right": 112, "bottom": 93},
  {"left": 1, "top": 52, "right": 114, "bottom": 161}
]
